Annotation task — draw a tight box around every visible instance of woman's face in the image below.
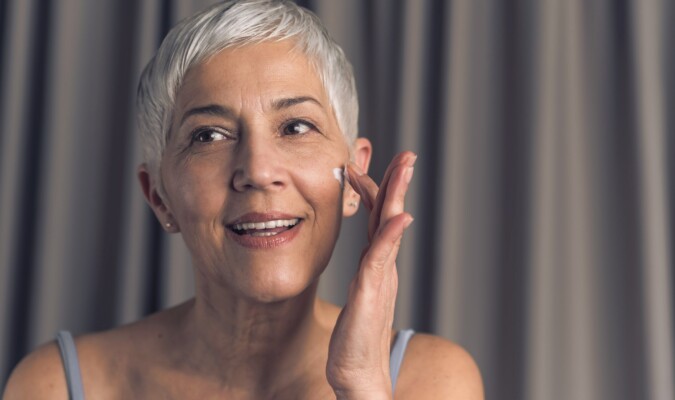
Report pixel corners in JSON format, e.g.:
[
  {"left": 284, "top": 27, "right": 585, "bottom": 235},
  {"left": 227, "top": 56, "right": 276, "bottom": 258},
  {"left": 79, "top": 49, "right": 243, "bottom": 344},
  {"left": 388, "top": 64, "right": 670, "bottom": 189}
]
[{"left": 147, "top": 40, "right": 369, "bottom": 302}]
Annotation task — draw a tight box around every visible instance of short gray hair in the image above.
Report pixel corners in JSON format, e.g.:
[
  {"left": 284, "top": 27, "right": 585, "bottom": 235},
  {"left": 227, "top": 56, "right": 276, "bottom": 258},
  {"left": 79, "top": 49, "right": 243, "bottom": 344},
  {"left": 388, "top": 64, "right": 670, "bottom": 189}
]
[{"left": 137, "top": 0, "right": 359, "bottom": 178}]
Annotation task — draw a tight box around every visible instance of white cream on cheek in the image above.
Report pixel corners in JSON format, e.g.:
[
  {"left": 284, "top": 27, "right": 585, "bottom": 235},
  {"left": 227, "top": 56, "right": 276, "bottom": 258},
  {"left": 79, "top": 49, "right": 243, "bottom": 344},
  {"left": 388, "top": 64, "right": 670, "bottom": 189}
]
[
  {"left": 332, "top": 165, "right": 346, "bottom": 188},
  {"left": 332, "top": 168, "right": 343, "bottom": 187}
]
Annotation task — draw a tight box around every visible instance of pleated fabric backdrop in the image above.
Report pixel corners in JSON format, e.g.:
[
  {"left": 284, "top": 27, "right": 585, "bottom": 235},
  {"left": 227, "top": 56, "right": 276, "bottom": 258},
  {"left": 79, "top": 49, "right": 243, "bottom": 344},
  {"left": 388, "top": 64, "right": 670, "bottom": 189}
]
[{"left": 1, "top": 1, "right": 673, "bottom": 399}]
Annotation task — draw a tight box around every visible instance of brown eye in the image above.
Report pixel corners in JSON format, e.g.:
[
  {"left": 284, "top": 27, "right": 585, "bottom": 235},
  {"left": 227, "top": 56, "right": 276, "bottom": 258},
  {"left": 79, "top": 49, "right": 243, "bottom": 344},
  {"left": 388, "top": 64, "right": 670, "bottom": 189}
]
[
  {"left": 283, "top": 120, "right": 314, "bottom": 136},
  {"left": 191, "top": 128, "right": 230, "bottom": 143}
]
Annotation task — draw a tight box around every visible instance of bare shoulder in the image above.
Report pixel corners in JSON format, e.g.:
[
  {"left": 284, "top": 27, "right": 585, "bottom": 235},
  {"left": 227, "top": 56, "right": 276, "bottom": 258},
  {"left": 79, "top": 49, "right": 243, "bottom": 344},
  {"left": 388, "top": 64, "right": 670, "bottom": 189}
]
[
  {"left": 395, "top": 333, "right": 484, "bottom": 399},
  {"left": 3, "top": 321, "right": 163, "bottom": 399},
  {"left": 3, "top": 304, "right": 188, "bottom": 400},
  {"left": 3, "top": 340, "right": 69, "bottom": 400},
  {"left": 2, "top": 331, "right": 123, "bottom": 400}
]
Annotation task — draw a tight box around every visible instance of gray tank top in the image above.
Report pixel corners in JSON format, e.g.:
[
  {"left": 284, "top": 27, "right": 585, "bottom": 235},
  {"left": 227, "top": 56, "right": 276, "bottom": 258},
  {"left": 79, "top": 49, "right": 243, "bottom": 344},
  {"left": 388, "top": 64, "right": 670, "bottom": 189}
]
[{"left": 56, "top": 328, "right": 415, "bottom": 399}]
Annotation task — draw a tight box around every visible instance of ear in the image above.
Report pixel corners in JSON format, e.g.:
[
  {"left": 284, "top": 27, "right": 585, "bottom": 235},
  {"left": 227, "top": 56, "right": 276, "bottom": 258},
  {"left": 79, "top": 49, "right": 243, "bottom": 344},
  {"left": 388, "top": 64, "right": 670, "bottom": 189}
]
[
  {"left": 343, "top": 137, "right": 372, "bottom": 217},
  {"left": 137, "top": 163, "right": 179, "bottom": 232}
]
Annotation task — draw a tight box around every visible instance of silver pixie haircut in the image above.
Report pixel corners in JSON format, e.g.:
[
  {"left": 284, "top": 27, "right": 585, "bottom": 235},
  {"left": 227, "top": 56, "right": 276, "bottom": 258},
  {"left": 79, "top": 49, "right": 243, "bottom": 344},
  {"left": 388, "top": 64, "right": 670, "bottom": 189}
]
[{"left": 137, "top": 0, "right": 359, "bottom": 178}]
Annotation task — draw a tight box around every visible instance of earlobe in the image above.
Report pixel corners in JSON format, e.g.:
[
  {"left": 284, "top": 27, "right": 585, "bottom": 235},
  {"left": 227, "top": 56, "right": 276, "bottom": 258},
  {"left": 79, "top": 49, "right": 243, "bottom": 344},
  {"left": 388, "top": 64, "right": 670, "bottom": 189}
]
[
  {"left": 342, "top": 188, "right": 360, "bottom": 217},
  {"left": 137, "top": 164, "right": 178, "bottom": 232},
  {"left": 342, "top": 189, "right": 360, "bottom": 217}
]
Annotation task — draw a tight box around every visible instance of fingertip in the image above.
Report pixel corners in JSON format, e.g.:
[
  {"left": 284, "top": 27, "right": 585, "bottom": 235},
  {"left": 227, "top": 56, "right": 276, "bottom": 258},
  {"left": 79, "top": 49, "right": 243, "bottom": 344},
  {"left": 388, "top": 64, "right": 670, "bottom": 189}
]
[
  {"left": 397, "top": 151, "right": 417, "bottom": 166},
  {"left": 379, "top": 213, "right": 413, "bottom": 239},
  {"left": 404, "top": 214, "right": 414, "bottom": 229},
  {"left": 348, "top": 162, "right": 365, "bottom": 176},
  {"left": 407, "top": 151, "right": 418, "bottom": 164},
  {"left": 363, "top": 213, "right": 412, "bottom": 267}
]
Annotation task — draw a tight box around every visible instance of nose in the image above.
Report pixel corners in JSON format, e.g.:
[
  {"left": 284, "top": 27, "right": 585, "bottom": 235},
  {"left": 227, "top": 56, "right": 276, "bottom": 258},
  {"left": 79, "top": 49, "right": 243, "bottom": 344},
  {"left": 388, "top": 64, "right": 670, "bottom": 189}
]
[{"left": 231, "top": 129, "right": 287, "bottom": 192}]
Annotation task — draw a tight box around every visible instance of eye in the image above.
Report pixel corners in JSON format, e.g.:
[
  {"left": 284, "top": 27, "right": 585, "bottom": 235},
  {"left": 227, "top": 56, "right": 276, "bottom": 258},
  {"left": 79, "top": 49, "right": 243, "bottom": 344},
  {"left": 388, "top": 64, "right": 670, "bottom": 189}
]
[
  {"left": 282, "top": 120, "right": 316, "bottom": 136},
  {"left": 191, "top": 127, "right": 232, "bottom": 143}
]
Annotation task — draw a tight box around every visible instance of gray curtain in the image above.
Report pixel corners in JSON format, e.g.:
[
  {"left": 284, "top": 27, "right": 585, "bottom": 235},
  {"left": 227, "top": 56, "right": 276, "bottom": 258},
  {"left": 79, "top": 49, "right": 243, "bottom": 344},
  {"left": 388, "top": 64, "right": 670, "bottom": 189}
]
[{"left": 1, "top": 1, "right": 673, "bottom": 399}]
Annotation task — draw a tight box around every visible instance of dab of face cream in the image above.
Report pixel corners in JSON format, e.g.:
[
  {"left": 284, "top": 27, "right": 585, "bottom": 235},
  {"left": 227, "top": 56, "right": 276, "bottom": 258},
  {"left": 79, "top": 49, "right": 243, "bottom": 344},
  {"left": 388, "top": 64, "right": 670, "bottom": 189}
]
[{"left": 333, "top": 166, "right": 346, "bottom": 188}]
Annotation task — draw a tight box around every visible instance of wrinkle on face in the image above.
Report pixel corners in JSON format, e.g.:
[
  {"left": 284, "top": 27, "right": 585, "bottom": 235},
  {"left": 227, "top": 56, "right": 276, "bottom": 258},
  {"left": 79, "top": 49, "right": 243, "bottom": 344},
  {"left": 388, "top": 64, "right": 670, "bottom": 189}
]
[{"left": 157, "top": 40, "right": 352, "bottom": 302}]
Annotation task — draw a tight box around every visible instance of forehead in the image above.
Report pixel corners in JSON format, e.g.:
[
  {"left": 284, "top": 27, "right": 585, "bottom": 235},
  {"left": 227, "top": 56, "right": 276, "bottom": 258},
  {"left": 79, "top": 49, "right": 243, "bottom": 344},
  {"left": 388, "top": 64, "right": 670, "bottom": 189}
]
[{"left": 175, "top": 40, "right": 328, "bottom": 111}]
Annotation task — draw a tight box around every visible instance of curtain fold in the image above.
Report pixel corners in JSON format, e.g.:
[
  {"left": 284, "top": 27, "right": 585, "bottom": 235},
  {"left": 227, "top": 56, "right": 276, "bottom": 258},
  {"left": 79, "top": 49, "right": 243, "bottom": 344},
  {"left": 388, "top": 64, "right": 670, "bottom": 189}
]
[
  {"left": 632, "top": 1, "right": 673, "bottom": 398},
  {"left": 1, "top": 1, "right": 672, "bottom": 399}
]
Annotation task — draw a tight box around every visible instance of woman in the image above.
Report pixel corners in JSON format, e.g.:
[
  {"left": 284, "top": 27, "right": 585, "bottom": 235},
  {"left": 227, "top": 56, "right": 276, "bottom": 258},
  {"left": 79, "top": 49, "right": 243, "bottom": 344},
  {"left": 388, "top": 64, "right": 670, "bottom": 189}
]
[{"left": 4, "top": 1, "right": 482, "bottom": 398}]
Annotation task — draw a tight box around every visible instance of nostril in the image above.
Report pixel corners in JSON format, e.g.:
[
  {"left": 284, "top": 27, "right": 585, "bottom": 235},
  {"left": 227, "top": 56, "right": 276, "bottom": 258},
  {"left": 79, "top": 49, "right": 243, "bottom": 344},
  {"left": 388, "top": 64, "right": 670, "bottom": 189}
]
[
  {"left": 230, "top": 140, "right": 288, "bottom": 191},
  {"left": 231, "top": 167, "right": 286, "bottom": 191}
]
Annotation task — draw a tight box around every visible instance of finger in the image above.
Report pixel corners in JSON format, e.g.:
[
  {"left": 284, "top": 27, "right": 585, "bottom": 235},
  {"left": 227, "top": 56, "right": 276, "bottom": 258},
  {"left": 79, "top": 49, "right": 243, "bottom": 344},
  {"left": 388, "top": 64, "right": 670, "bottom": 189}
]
[
  {"left": 359, "top": 213, "right": 413, "bottom": 284},
  {"left": 372, "top": 151, "right": 416, "bottom": 210},
  {"left": 375, "top": 151, "right": 416, "bottom": 202},
  {"left": 348, "top": 152, "right": 415, "bottom": 213},
  {"left": 347, "top": 164, "right": 378, "bottom": 211},
  {"left": 368, "top": 152, "right": 416, "bottom": 238},
  {"left": 363, "top": 216, "right": 407, "bottom": 361},
  {"left": 348, "top": 165, "right": 380, "bottom": 243},
  {"left": 345, "top": 213, "right": 410, "bottom": 375},
  {"left": 348, "top": 153, "right": 416, "bottom": 241},
  {"left": 352, "top": 173, "right": 381, "bottom": 240},
  {"left": 375, "top": 153, "right": 416, "bottom": 226},
  {"left": 380, "top": 160, "right": 414, "bottom": 227}
]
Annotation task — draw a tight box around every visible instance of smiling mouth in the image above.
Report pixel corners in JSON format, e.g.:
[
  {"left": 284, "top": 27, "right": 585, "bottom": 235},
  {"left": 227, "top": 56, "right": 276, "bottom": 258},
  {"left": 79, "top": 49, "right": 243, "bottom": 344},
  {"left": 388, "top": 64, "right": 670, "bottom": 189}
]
[{"left": 229, "top": 218, "right": 301, "bottom": 237}]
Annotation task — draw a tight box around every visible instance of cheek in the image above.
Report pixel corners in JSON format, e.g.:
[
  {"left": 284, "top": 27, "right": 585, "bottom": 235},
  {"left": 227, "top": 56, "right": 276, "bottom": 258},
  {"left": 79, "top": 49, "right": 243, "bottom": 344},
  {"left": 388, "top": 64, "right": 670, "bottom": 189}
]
[
  {"left": 292, "top": 153, "right": 346, "bottom": 211},
  {"left": 167, "top": 164, "right": 227, "bottom": 224}
]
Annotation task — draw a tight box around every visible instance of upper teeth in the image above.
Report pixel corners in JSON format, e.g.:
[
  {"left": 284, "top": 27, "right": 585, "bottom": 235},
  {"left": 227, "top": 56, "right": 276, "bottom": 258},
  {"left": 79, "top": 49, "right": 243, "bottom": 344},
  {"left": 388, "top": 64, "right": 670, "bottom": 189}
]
[{"left": 232, "top": 218, "right": 299, "bottom": 231}]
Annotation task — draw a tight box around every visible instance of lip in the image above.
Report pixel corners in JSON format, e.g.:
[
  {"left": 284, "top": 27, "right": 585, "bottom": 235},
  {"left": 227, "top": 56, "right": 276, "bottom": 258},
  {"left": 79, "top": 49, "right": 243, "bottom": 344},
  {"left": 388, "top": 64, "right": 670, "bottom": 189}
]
[
  {"left": 227, "top": 212, "right": 301, "bottom": 226},
  {"left": 225, "top": 212, "right": 303, "bottom": 249}
]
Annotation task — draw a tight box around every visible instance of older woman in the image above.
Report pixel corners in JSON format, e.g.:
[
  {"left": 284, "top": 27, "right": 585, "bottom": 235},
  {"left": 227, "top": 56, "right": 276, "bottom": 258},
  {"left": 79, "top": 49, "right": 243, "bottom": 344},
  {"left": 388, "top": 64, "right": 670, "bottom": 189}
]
[{"left": 4, "top": 1, "right": 482, "bottom": 399}]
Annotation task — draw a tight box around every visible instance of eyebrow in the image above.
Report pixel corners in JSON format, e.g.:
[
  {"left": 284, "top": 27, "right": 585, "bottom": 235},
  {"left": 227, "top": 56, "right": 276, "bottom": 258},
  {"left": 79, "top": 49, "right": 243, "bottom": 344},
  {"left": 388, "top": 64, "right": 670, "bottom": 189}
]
[
  {"left": 180, "top": 104, "right": 234, "bottom": 126},
  {"left": 179, "top": 96, "right": 324, "bottom": 127},
  {"left": 272, "top": 96, "right": 324, "bottom": 110}
]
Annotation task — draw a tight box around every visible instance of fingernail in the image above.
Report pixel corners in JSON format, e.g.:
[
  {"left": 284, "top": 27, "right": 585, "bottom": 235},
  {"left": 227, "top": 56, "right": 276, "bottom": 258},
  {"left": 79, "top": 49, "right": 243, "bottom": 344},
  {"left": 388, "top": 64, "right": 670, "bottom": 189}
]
[
  {"left": 404, "top": 216, "right": 414, "bottom": 229},
  {"left": 342, "top": 164, "right": 350, "bottom": 185},
  {"left": 407, "top": 153, "right": 418, "bottom": 167},
  {"left": 404, "top": 166, "right": 414, "bottom": 184}
]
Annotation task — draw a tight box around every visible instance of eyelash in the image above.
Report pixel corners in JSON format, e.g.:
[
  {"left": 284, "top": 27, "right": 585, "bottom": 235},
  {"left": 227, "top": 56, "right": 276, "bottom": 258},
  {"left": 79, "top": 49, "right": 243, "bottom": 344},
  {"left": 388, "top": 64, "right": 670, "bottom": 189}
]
[
  {"left": 188, "top": 119, "right": 320, "bottom": 145},
  {"left": 281, "top": 119, "right": 319, "bottom": 136},
  {"left": 190, "top": 127, "right": 233, "bottom": 144}
]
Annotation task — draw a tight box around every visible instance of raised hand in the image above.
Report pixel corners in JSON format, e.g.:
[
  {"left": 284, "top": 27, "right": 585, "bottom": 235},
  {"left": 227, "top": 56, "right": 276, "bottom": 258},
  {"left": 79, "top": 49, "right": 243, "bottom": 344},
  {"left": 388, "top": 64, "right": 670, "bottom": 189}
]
[{"left": 326, "top": 152, "right": 417, "bottom": 400}]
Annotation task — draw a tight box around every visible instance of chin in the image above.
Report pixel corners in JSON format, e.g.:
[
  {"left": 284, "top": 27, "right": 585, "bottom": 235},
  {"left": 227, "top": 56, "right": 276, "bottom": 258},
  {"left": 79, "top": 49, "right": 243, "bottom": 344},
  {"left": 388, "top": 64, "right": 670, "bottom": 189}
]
[{"left": 235, "top": 267, "right": 321, "bottom": 304}]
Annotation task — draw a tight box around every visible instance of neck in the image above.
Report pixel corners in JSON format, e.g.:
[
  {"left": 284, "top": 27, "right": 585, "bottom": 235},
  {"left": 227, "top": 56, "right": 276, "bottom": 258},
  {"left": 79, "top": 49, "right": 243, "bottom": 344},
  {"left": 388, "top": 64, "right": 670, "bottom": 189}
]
[{"left": 172, "top": 277, "right": 337, "bottom": 395}]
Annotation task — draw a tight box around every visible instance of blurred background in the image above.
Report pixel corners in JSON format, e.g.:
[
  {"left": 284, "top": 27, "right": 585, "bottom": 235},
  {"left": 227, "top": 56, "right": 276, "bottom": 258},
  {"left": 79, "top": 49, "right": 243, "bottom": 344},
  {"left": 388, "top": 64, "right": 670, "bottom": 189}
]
[{"left": 1, "top": 0, "right": 673, "bottom": 399}]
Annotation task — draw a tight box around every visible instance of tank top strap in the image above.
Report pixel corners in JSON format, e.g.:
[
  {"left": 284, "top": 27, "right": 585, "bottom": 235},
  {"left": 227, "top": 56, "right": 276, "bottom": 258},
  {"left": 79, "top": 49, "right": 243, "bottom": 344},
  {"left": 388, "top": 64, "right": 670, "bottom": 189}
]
[
  {"left": 54, "top": 329, "right": 414, "bottom": 398},
  {"left": 56, "top": 330, "right": 86, "bottom": 400},
  {"left": 389, "top": 329, "right": 415, "bottom": 393}
]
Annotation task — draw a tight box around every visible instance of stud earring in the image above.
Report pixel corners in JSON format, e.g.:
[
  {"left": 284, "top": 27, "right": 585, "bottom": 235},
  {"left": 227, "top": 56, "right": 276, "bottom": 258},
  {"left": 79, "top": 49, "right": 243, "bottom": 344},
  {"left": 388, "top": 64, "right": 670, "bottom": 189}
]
[{"left": 165, "top": 222, "right": 173, "bottom": 228}]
